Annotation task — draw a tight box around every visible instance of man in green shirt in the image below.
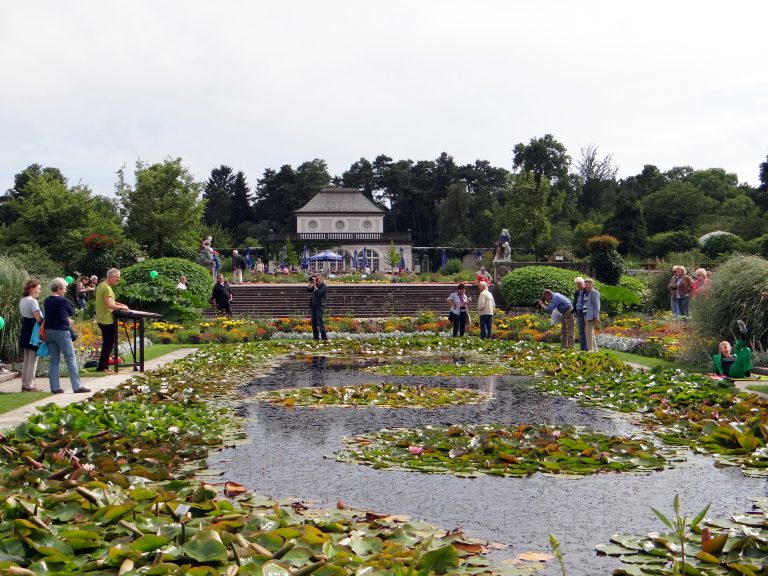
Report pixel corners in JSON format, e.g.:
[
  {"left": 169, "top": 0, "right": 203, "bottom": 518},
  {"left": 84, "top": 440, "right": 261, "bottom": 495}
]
[{"left": 95, "top": 268, "right": 129, "bottom": 371}]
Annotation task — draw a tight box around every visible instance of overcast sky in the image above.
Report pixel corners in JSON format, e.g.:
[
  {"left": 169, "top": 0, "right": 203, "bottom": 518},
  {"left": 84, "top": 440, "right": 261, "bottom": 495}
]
[{"left": 1, "top": 1, "right": 766, "bottom": 196}]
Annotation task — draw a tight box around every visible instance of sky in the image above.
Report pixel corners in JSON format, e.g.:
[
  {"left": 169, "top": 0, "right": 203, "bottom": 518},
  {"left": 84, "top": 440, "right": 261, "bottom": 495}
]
[{"left": 1, "top": 0, "right": 766, "bottom": 197}]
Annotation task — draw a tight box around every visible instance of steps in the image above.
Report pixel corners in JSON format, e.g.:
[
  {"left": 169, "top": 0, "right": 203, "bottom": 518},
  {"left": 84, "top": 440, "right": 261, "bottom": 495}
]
[{"left": 208, "top": 283, "right": 504, "bottom": 318}]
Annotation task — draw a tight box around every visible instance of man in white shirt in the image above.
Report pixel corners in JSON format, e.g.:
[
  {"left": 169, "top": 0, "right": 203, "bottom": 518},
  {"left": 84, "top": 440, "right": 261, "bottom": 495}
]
[{"left": 477, "top": 281, "right": 496, "bottom": 339}]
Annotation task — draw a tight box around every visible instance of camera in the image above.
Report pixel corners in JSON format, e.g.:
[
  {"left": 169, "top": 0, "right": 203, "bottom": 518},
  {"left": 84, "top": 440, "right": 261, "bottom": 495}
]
[{"left": 308, "top": 275, "right": 316, "bottom": 282}]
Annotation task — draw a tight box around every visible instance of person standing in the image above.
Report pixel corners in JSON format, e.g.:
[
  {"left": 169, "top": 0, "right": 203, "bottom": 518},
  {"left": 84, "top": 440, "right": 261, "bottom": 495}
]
[
  {"left": 19, "top": 279, "right": 43, "bottom": 392},
  {"left": 538, "top": 289, "right": 574, "bottom": 349},
  {"left": 44, "top": 278, "right": 90, "bottom": 393},
  {"left": 667, "top": 265, "right": 694, "bottom": 316},
  {"left": 196, "top": 240, "right": 216, "bottom": 280},
  {"left": 583, "top": 278, "right": 601, "bottom": 351},
  {"left": 176, "top": 276, "right": 188, "bottom": 290},
  {"left": 308, "top": 274, "right": 328, "bottom": 340},
  {"left": 75, "top": 276, "right": 89, "bottom": 311},
  {"left": 692, "top": 268, "right": 710, "bottom": 296},
  {"left": 211, "top": 274, "right": 233, "bottom": 316},
  {"left": 573, "top": 277, "right": 587, "bottom": 351},
  {"left": 447, "top": 283, "right": 470, "bottom": 337},
  {"left": 95, "top": 268, "right": 130, "bottom": 372},
  {"left": 476, "top": 281, "right": 495, "bottom": 339},
  {"left": 231, "top": 250, "right": 247, "bottom": 284}
]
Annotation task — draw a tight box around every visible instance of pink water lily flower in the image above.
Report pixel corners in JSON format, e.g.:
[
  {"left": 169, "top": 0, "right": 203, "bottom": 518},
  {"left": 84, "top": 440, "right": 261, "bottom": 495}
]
[
  {"left": 408, "top": 446, "right": 424, "bottom": 455},
  {"left": 552, "top": 430, "right": 561, "bottom": 439}
]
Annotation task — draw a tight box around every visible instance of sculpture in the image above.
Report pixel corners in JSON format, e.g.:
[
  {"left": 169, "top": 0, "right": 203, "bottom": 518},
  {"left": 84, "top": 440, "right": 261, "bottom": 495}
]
[{"left": 494, "top": 229, "right": 511, "bottom": 261}]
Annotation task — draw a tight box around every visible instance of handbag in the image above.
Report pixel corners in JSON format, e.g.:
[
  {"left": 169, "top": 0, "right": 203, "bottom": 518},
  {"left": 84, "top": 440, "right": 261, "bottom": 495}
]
[
  {"left": 36, "top": 341, "right": 49, "bottom": 358},
  {"left": 551, "top": 309, "right": 563, "bottom": 326},
  {"left": 38, "top": 320, "right": 46, "bottom": 342},
  {"left": 448, "top": 311, "right": 456, "bottom": 322}
]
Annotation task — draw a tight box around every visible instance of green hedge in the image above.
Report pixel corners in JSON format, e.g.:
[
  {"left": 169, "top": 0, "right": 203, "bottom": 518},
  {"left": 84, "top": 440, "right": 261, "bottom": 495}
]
[
  {"left": 0, "top": 256, "right": 31, "bottom": 362},
  {"left": 118, "top": 258, "right": 213, "bottom": 302},
  {"left": 500, "top": 266, "right": 642, "bottom": 314}
]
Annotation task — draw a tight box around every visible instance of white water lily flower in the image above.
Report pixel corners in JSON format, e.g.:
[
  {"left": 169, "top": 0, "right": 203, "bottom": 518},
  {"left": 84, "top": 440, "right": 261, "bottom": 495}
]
[
  {"left": 168, "top": 426, "right": 180, "bottom": 434},
  {"left": 81, "top": 463, "right": 95, "bottom": 472}
]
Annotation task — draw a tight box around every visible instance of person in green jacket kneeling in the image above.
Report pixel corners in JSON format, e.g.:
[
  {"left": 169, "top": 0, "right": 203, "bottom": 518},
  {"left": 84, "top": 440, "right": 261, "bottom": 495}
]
[{"left": 713, "top": 320, "right": 753, "bottom": 378}]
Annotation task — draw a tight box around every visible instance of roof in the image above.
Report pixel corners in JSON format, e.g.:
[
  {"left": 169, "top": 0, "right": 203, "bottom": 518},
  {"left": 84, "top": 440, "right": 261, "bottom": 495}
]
[{"left": 295, "top": 188, "right": 384, "bottom": 214}]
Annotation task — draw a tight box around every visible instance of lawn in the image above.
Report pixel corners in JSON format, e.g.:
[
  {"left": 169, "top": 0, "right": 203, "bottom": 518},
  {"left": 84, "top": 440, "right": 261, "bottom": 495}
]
[
  {"left": 0, "top": 391, "right": 50, "bottom": 415},
  {"left": 603, "top": 349, "right": 703, "bottom": 373}
]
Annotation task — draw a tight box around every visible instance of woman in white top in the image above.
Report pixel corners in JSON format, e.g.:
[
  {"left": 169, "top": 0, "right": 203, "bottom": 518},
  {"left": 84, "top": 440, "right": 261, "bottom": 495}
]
[{"left": 19, "top": 279, "right": 44, "bottom": 392}]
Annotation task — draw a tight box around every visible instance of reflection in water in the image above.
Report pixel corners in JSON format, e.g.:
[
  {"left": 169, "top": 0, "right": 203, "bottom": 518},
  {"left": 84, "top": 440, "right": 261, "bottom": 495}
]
[{"left": 213, "top": 358, "right": 763, "bottom": 575}]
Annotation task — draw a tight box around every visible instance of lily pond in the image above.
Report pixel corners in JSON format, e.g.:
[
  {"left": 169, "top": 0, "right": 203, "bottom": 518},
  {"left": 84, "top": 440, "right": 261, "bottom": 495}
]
[
  {"left": 205, "top": 340, "right": 768, "bottom": 575},
  {"left": 5, "top": 337, "right": 768, "bottom": 576}
]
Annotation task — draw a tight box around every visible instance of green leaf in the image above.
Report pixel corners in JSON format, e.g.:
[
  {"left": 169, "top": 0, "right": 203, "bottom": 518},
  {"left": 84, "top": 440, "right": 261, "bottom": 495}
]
[
  {"left": 182, "top": 538, "right": 228, "bottom": 563},
  {"left": 130, "top": 535, "right": 170, "bottom": 553},
  {"left": 416, "top": 544, "right": 460, "bottom": 573}
]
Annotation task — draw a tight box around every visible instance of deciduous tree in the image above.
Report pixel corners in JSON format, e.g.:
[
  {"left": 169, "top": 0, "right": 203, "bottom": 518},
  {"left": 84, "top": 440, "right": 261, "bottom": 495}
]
[{"left": 116, "top": 158, "right": 204, "bottom": 258}]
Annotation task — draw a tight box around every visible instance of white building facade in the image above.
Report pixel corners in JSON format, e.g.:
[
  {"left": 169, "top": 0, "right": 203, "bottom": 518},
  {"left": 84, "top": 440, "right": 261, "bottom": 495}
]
[{"left": 293, "top": 188, "right": 412, "bottom": 272}]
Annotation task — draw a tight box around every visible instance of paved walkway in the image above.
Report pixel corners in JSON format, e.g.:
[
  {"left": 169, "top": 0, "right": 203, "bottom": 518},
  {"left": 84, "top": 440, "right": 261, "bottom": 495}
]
[{"left": 0, "top": 348, "right": 198, "bottom": 431}]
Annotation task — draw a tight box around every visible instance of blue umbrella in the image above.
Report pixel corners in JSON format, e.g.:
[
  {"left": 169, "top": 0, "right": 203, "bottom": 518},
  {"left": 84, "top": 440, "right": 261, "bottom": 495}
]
[
  {"left": 301, "top": 245, "right": 309, "bottom": 270},
  {"left": 353, "top": 249, "right": 359, "bottom": 269},
  {"left": 308, "top": 250, "right": 343, "bottom": 262},
  {"left": 399, "top": 246, "right": 405, "bottom": 271},
  {"left": 440, "top": 248, "right": 447, "bottom": 268},
  {"left": 245, "top": 247, "right": 251, "bottom": 268},
  {"left": 362, "top": 247, "right": 368, "bottom": 270}
]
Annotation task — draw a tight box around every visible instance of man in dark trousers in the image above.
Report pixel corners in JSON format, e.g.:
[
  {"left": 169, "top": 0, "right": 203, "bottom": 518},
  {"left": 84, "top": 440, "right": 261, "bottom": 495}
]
[
  {"left": 308, "top": 273, "right": 327, "bottom": 340},
  {"left": 211, "top": 273, "right": 233, "bottom": 316}
]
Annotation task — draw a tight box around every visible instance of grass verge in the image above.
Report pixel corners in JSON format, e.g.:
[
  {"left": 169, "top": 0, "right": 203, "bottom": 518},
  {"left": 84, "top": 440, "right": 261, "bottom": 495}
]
[
  {"left": 0, "top": 391, "right": 50, "bottom": 415},
  {"left": 603, "top": 349, "right": 702, "bottom": 372}
]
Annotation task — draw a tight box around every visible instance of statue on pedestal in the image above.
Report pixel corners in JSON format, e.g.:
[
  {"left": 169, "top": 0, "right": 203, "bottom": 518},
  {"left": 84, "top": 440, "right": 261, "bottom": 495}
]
[{"left": 493, "top": 228, "right": 511, "bottom": 262}]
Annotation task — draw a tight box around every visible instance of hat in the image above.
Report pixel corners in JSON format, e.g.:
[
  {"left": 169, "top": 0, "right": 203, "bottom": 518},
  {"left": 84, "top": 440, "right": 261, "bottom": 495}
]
[{"left": 574, "top": 276, "right": 584, "bottom": 283}]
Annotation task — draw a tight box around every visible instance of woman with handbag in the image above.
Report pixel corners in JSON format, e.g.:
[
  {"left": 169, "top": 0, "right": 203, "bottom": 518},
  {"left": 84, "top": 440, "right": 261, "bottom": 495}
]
[
  {"left": 43, "top": 278, "right": 90, "bottom": 394},
  {"left": 447, "top": 283, "right": 470, "bottom": 337},
  {"left": 19, "top": 279, "right": 43, "bottom": 392}
]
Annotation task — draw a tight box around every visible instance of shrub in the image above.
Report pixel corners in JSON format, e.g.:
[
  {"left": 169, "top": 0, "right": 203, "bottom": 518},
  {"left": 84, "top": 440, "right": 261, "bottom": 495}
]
[
  {"left": 0, "top": 256, "right": 30, "bottom": 362},
  {"left": 701, "top": 233, "right": 743, "bottom": 259},
  {"left": 116, "top": 277, "right": 209, "bottom": 322},
  {"left": 691, "top": 253, "right": 768, "bottom": 348},
  {"left": 647, "top": 231, "right": 698, "bottom": 258},
  {"left": 598, "top": 284, "right": 642, "bottom": 315},
  {"left": 119, "top": 258, "right": 213, "bottom": 302},
  {"left": 439, "top": 258, "right": 464, "bottom": 275},
  {"left": 2, "top": 245, "right": 62, "bottom": 280},
  {"left": 588, "top": 235, "right": 624, "bottom": 285},
  {"left": 500, "top": 266, "right": 578, "bottom": 306},
  {"left": 75, "top": 250, "right": 119, "bottom": 279}
]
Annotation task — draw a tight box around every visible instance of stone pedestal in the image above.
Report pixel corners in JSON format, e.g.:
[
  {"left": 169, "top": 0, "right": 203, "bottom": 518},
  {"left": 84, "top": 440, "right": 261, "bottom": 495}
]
[{"left": 493, "top": 261, "right": 512, "bottom": 288}]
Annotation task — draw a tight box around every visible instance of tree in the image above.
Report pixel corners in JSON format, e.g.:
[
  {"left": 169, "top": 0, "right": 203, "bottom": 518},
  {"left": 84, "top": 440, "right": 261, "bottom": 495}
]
[
  {"left": 388, "top": 241, "right": 399, "bottom": 269},
  {"left": 604, "top": 194, "right": 647, "bottom": 255},
  {"left": 749, "top": 153, "right": 768, "bottom": 211},
  {"left": 6, "top": 173, "right": 123, "bottom": 267},
  {"left": 619, "top": 165, "right": 667, "bottom": 198},
  {"left": 512, "top": 134, "right": 570, "bottom": 191},
  {"left": 437, "top": 183, "right": 472, "bottom": 245},
  {"left": 340, "top": 157, "right": 378, "bottom": 202},
  {"left": 641, "top": 182, "right": 719, "bottom": 234},
  {"left": 575, "top": 145, "right": 618, "bottom": 215},
  {"left": 229, "top": 170, "right": 253, "bottom": 239},
  {"left": 202, "top": 165, "right": 235, "bottom": 228},
  {"left": 686, "top": 168, "right": 739, "bottom": 202},
  {"left": 495, "top": 172, "right": 551, "bottom": 259},
  {"left": 117, "top": 158, "right": 204, "bottom": 258},
  {"left": 0, "top": 163, "right": 67, "bottom": 225}
]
